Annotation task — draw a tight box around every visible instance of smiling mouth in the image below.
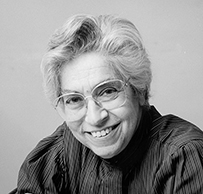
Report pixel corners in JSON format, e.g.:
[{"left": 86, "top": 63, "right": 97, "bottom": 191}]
[{"left": 88, "top": 123, "right": 120, "bottom": 138}]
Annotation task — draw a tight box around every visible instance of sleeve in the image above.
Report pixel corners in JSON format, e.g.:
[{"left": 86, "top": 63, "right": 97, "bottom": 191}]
[
  {"left": 154, "top": 140, "right": 203, "bottom": 194},
  {"left": 16, "top": 134, "right": 67, "bottom": 194}
]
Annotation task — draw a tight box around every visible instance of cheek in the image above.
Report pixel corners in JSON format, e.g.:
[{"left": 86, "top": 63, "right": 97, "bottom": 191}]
[
  {"left": 121, "top": 99, "right": 140, "bottom": 133},
  {"left": 66, "top": 120, "right": 83, "bottom": 134},
  {"left": 122, "top": 99, "right": 139, "bottom": 120}
]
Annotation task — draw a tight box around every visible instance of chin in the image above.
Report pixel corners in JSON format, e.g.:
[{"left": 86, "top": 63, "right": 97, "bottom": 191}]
[
  {"left": 89, "top": 142, "right": 125, "bottom": 159},
  {"left": 94, "top": 150, "right": 118, "bottom": 159}
]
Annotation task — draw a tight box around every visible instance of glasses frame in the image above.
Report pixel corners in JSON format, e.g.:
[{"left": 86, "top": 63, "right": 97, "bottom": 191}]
[
  {"left": 54, "top": 79, "right": 129, "bottom": 108},
  {"left": 54, "top": 79, "right": 129, "bottom": 121}
]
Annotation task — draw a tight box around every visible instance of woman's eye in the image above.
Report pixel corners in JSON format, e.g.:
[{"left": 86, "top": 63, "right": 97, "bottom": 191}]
[
  {"left": 100, "top": 87, "right": 117, "bottom": 96},
  {"left": 64, "top": 96, "right": 83, "bottom": 105}
]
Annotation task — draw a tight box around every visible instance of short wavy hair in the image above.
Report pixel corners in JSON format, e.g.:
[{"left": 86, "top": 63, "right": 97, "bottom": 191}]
[{"left": 41, "top": 14, "right": 152, "bottom": 107}]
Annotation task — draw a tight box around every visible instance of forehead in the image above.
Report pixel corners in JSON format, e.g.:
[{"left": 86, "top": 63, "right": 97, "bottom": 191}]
[{"left": 60, "top": 52, "right": 117, "bottom": 92}]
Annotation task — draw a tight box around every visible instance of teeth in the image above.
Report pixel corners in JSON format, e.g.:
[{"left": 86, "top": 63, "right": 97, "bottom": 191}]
[
  {"left": 91, "top": 128, "right": 112, "bottom": 138},
  {"left": 101, "top": 130, "right": 106, "bottom": 136}
]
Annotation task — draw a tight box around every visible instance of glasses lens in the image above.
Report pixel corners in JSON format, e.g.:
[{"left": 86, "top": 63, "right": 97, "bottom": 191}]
[
  {"left": 55, "top": 93, "right": 86, "bottom": 121},
  {"left": 92, "top": 80, "right": 126, "bottom": 110},
  {"left": 63, "top": 94, "right": 85, "bottom": 109}
]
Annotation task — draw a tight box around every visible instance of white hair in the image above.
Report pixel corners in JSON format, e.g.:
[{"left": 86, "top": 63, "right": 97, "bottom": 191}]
[{"left": 41, "top": 14, "right": 152, "bottom": 107}]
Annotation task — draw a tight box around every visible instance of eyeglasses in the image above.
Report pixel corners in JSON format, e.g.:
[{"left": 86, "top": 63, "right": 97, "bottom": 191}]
[{"left": 54, "top": 79, "right": 129, "bottom": 121}]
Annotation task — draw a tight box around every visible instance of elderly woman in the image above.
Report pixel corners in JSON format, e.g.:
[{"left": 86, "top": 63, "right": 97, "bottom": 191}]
[{"left": 14, "top": 14, "right": 203, "bottom": 193}]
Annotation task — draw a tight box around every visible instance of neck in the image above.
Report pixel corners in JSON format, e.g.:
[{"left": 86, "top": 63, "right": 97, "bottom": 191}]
[{"left": 102, "top": 107, "right": 152, "bottom": 172}]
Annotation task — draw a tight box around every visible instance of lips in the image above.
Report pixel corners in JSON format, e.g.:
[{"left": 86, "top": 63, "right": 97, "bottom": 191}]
[{"left": 88, "top": 123, "right": 120, "bottom": 138}]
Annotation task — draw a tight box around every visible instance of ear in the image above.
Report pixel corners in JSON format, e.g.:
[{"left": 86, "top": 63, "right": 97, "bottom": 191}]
[{"left": 139, "top": 95, "right": 145, "bottom": 106}]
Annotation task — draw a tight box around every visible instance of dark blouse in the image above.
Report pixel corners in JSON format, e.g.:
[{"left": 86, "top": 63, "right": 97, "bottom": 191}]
[{"left": 14, "top": 106, "right": 203, "bottom": 193}]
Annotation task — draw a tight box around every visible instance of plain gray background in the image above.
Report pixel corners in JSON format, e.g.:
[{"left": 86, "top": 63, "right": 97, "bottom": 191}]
[{"left": 1, "top": 0, "right": 203, "bottom": 193}]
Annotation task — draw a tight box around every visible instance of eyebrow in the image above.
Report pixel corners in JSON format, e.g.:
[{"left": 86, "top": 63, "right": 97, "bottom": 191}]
[
  {"left": 61, "top": 78, "right": 116, "bottom": 95},
  {"left": 61, "top": 89, "right": 80, "bottom": 95}
]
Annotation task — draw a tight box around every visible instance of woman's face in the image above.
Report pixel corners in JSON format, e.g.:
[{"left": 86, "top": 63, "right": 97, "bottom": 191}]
[{"left": 59, "top": 52, "right": 142, "bottom": 159}]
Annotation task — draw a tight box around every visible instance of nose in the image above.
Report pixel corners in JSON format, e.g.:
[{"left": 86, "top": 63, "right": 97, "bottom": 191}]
[{"left": 85, "top": 99, "right": 108, "bottom": 126}]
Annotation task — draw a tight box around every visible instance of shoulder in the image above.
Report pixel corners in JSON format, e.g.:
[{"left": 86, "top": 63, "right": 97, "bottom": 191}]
[
  {"left": 157, "top": 115, "right": 203, "bottom": 147},
  {"left": 20, "top": 121, "right": 85, "bottom": 174},
  {"left": 148, "top": 111, "right": 203, "bottom": 162},
  {"left": 17, "top": 122, "right": 71, "bottom": 192},
  {"left": 25, "top": 122, "right": 67, "bottom": 163},
  {"left": 147, "top": 111, "right": 203, "bottom": 191},
  {"left": 147, "top": 106, "right": 203, "bottom": 156}
]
